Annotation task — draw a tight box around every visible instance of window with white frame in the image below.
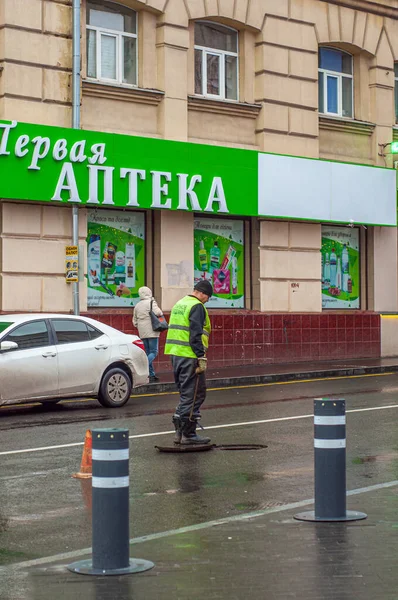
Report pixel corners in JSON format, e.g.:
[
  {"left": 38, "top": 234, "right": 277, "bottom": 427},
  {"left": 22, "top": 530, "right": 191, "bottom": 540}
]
[
  {"left": 194, "top": 21, "right": 239, "bottom": 101},
  {"left": 318, "top": 48, "right": 353, "bottom": 118},
  {"left": 394, "top": 63, "right": 398, "bottom": 122},
  {"left": 86, "top": 0, "right": 137, "bottom": 86}
]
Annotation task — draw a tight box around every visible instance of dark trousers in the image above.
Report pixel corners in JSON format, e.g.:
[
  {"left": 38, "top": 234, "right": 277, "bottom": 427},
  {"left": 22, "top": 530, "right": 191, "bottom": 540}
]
[{"left": 171, "top": 356, "right": 207, "bottom": 419}]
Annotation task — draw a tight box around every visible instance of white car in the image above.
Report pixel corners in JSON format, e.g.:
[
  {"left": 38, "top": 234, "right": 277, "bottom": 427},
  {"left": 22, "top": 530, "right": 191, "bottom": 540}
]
[{"left": 0, "top": 314, "right": 149, "bottom": 408}]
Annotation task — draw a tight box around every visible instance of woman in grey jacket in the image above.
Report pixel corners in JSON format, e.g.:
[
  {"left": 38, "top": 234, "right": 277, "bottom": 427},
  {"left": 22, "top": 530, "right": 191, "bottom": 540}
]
[{"left": 133, "top": 286, "right": 163, "bottom": 382}]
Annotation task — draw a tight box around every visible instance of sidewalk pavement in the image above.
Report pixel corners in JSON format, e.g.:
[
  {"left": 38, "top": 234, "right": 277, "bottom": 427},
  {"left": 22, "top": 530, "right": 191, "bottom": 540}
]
[
  {"left": 133, "top": 357, "right": 398, "bottom": 394},
  {"left": 18, "top": 482, "right": 398, "bottom": 600}
]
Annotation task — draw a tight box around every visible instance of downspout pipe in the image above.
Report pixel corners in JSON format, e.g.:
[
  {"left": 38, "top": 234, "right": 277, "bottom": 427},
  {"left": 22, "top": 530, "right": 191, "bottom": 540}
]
[{"left": 72, "top": 0, "right": 81, "bottom": 315}]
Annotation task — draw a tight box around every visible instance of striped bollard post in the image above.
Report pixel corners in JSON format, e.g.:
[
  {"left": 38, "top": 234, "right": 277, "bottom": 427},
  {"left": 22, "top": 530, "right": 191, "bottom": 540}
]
[
  {"left": 294, "top": 398, "right": 367, "bottom": 522},
  {"left": 68, "top": 428, "right": 154, "bottom": 575}
]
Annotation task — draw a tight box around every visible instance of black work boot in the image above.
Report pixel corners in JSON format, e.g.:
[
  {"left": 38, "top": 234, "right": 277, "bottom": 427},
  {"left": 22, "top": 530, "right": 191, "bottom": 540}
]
[
  {"left": 172, "top": 415, "right": 182, "bottom": 445},
  {"left": 180, "top": 419, "right": 211, "bottom": 445}
]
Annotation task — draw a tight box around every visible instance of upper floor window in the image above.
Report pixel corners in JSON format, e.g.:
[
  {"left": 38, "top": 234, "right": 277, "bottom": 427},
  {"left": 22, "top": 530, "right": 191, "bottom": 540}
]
[
  {"left": 394, "top": 63, "right": 398, "bottom": 122},
  {"left": 318, "top": 48, "right": 353, "bottom": 118},
  {"left": 86, "top": 0, "right": 137, "bottom": 86},
  {"left": 194, "top": 21, "right": 238, "bottom": 101}
]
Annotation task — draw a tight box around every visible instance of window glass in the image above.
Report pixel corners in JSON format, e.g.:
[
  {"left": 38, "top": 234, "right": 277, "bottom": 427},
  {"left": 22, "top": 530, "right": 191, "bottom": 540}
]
[
  {"left": 87, "top": 324, "right": 104, "bottom": 340},
  {"left": 225, "top": 54, "right": 238, "bottom": 100},
  {"left": 90, "top": 8, "right": 123, "bottom": 31},
  {"left": 195, "top": 49, "right": 202, "bottom": 94},
  {"left": 87, "top": 29, "right": 97, "bottom": 78},
  {"left": 342, "top": 77, "right": 353, "bottom": 117},
  {"left": 395, "top": 63, "right": 398, "bottom": 77},
  {"left": 195, "top": 22, "right": 237, "bottom": 52},
  {"left": 322, "top": 225, "right": 360, "bottom": 309},
  {"left": 53, "top": 320, "right": 91, "bottom": 344},
  {"left": 123, "top": 37, "right": 137, "bottom": 84},
  {"left": 4, "top": 321, "right": 50, "bottom": 350},
  {"left": 207, "top": 54, "right": 220, "bottom": 95},
  {"left": 326, "top": 76, "right": 338, "bottom": 113},
  {"left": 318, "top": 71, "right": 324, "bottom": 113},
  {"left": 319, "top": 48, "right": 352, "bottom": 74},
  {"left": 100, "top": 34, "right": 117, "bottom": 79},
  {"left": 194, "top": 21, "right": 238, "bottom": 100},
  {"left": 87, "top": 1, "right": 136, "bottom": 34},
  {"left": 86, "top": 0, "right": 137, "bottom": 86}
]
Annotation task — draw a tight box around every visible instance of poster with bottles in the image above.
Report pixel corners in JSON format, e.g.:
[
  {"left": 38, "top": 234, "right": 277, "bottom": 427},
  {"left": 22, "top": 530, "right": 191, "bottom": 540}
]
[
  {"left": 194, "top": 218, "right": 244, "bottom": 308},
  {"left": 321, "top": 226, "right": 360, "bottom": 309},
  {"left": 87, "top": 209, "right": 145, "bottom": 307}
]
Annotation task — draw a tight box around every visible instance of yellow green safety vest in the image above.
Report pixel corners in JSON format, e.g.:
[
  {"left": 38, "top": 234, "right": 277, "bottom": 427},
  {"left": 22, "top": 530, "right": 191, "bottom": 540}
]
[{"left": 164, "top": 295, "right": 211, "bottom": 358}]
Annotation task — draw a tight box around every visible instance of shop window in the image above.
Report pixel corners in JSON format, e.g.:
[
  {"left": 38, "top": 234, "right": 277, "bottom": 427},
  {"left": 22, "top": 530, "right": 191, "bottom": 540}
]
[
  {"left": 194, "top": 217, "right": 244, "bottom": 308},
  {"left": 87, "top": 209, "right": 146, "bottom": 308},
  {"left": 318, "top": 48, "right": 353, "bottom": 118},
  {"left": 86, "top": 0, "right": 137, "bottom": 86},
  {"left": 321, "top": 225, "right": 360, "bottom": 309},
  {"left": 194, "top": 21, "right": 239, "bottom": 101},
  {"left": 394, "top": 63, "right": 398, "bottom": 122}
]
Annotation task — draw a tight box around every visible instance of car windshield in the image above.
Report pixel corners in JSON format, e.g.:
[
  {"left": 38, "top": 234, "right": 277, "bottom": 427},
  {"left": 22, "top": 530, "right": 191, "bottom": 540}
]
[{"left": 0, "top": 322, "right": 14, "bottom": 334}]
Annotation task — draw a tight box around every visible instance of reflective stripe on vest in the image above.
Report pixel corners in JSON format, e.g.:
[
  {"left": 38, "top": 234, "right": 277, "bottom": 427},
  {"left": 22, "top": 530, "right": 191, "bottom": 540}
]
[{"left": 164, "top": 295, "right": 211, "bottom": 358}]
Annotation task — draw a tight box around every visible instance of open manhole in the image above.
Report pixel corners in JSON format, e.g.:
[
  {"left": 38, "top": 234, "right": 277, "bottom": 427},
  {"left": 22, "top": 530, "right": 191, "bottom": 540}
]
[{"left": 155, "top": 443, "right": 267, "bottom": 453}]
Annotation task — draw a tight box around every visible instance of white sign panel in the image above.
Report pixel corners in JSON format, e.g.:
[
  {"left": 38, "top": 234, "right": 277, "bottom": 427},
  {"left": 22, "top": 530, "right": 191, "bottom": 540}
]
[{"left": 258, "top": 153, "right": 397, "bottom": 226}]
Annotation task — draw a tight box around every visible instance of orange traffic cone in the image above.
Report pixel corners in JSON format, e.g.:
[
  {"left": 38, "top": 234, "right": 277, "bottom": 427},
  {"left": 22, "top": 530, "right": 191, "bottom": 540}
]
[{"left": 72, "top": 430, "right": 92, "bottom": 479}]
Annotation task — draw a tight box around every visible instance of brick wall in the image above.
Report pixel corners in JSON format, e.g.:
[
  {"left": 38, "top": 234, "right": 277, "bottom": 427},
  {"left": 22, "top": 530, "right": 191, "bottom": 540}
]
[{"left": 84, "top": 311, "right": 381, "bottom": 371}]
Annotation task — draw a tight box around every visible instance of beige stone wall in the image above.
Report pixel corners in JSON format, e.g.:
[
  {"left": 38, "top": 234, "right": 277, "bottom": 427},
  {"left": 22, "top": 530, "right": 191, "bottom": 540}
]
[
  {"left": 1, "top": 0, "right": 398, "bottom": 314},
  {"left": 0, "top": 202, "right": 87, "bottom": 312},
  {"left": 381, "top": 315, "right": 398, "bottom": 357},
  {"left": 259, "top": 221, "right": 322, "bottom": 313}
]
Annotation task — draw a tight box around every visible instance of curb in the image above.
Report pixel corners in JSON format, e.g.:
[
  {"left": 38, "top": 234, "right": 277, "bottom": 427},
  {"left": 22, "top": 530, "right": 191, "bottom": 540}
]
[{"left": 132, "top": 364, "right": 398, "bottom": 395}]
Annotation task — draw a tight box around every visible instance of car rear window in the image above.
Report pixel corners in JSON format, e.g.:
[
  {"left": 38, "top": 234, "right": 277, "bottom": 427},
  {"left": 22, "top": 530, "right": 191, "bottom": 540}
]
[{"left": 0, "top": 322, "right": 14, "bottom": 334}]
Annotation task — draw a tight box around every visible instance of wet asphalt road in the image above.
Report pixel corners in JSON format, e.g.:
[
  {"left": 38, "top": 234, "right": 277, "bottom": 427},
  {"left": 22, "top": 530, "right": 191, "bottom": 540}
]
[{"left": 2, "top": 372, "right": 398, "bottom": 599}]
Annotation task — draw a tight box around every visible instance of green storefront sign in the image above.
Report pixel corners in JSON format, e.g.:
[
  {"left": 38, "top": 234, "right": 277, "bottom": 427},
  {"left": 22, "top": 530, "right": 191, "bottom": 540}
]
[{"left": 0, "top": 120, "right": 257, "bottom": 216}]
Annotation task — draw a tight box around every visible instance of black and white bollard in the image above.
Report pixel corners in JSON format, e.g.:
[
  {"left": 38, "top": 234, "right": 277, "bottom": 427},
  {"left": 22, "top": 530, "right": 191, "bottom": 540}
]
[
  {"left": 68, "top": 428, "right": 154, "bottom": 575},
  {"left": 294, "top": 398, "right": 367, "bottom": 522}
]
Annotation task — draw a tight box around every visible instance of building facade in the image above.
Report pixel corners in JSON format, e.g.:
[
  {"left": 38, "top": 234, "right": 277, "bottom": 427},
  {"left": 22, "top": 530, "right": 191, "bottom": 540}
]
[{"left": 1, "top": 0, "right": 398, "bottom": 369}]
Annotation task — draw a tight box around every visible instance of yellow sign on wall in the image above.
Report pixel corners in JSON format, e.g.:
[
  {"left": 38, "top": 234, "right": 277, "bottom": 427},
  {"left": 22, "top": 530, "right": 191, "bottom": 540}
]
[{"left": 65, "top": 245, "right": 78, "bottom": 283}]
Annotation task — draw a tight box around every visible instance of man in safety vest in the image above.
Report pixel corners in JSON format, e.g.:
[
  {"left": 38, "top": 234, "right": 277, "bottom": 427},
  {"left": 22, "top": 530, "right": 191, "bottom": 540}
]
[{"left": 164, "top": 279, "right": 213, "bottom": 445}]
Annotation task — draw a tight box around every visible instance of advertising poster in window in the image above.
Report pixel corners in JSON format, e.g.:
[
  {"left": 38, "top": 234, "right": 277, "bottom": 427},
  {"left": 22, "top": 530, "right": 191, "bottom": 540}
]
[
  {"left": 194, "top": 218, "right": 244, "bottom": 309},
  {"left": 87, "top": 209, "right": 145, "bottom": 307},
  {"left": 321, "top": 226, "right": 360, "bottom": 309}
]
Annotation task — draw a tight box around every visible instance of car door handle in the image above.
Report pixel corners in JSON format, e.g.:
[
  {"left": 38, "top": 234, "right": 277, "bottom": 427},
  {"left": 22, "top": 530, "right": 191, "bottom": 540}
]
[
  {"left": 95, "top": 344, "right": 109, "bottom": 350},
  {"left": 42, "top": 351, "right": 56, "bottom": 358}
]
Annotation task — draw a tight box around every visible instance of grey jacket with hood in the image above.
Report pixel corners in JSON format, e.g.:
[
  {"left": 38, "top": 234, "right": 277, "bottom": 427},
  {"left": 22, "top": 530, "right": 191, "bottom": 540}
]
[{"left": 133, "top": 286, "right": 163, "bottom": 339}]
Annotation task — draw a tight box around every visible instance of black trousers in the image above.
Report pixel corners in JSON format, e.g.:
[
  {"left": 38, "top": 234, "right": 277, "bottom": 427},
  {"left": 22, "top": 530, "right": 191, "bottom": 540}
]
[{"left": 171, "top": 356, "right": 207, "bottom": 419}]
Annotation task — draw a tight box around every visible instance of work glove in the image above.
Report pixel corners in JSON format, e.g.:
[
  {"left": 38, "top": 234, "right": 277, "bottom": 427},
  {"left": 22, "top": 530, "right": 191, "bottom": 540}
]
[{"left": 196, "top": 357, "right": 207, "bottom": 374}]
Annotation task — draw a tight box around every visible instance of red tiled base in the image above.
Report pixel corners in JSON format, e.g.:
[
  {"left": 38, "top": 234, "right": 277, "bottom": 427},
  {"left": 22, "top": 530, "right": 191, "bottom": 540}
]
[{"left": 83, "top": 311, "right": 381, "bottom": 371}]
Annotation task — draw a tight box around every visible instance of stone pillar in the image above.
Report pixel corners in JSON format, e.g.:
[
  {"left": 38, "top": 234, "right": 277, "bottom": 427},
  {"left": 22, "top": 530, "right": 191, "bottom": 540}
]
[
  {"left": 159, "top": 210, "right": 193, "bottom": 312},
  {"left": 259, "top": 220, "right": 321, "bottom": 312},
  {"left": 156, "top": 3, "right": 191, "bottom": 309},
  {"left": 370, "top": 226, "right": 398, "bottom": 313}
]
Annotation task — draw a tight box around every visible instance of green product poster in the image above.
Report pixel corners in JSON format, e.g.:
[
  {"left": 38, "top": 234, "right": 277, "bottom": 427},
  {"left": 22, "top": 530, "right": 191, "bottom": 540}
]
[
  {"left": 194, "top": 218, "right": 244, "bottom": 309},
  {"left": 87, "top": 209, "right": 145, "bottom": 307},
  {"left": 321, "top": 226, "right": 360, "bottom": 309}
]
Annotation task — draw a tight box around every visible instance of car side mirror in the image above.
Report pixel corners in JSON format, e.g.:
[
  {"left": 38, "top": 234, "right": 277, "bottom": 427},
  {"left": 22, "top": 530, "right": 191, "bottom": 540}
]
[{"left": 0, "top": 341, "right": 18, "bottom": 352}]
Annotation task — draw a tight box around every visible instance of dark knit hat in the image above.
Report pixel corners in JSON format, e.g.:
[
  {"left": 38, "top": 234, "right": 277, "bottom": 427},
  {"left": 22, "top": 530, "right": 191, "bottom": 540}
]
[{"left": 194, "top": 279, "right": 213, "bottom": 297}]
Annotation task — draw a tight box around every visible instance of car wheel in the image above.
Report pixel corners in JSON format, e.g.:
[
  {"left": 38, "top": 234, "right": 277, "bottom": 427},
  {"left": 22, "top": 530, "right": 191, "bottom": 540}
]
[{"left": 98, "top": 368, "right": 132, "bottom": 408}]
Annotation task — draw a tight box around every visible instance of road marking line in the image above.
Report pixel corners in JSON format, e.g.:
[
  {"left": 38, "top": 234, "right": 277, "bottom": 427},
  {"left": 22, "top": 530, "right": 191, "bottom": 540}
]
[
  {"left": 3, "top": 479, "right": 398, "bottom": 571},
  {"left": 1, "top": 371, "right": 395, "bottom": 409},
  {"left": 2, "top": 402, "right": 398, "bottom": 456}
]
